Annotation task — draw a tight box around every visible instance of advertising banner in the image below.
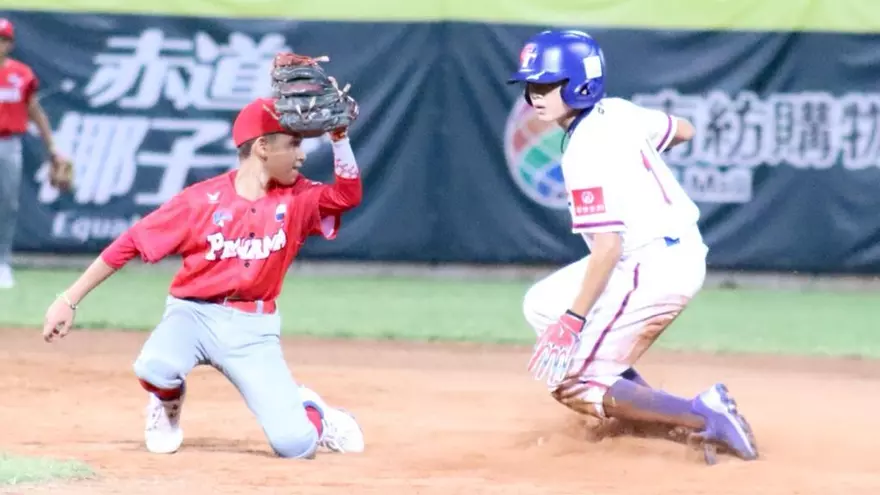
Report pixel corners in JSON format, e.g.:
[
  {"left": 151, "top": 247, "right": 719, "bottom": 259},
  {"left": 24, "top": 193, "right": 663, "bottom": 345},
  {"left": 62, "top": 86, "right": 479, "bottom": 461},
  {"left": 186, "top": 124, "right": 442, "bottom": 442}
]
[{"left": 8, "top": 11, "right": 880, "bottom": 273}]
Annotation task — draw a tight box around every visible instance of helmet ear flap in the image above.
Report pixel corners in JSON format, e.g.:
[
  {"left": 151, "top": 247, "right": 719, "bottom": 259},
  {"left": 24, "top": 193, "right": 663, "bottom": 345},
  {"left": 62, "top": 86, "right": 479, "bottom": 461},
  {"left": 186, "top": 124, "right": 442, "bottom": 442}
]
[{"left": 563, "top": 78, "right": 604, "bottom": 109}]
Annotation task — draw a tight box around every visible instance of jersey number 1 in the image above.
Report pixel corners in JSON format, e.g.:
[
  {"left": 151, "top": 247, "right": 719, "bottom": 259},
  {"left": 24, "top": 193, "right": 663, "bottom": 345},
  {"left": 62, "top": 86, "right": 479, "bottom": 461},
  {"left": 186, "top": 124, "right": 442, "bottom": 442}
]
[{"left": 641, "top": 148, "right": 672, "bottom": 205}]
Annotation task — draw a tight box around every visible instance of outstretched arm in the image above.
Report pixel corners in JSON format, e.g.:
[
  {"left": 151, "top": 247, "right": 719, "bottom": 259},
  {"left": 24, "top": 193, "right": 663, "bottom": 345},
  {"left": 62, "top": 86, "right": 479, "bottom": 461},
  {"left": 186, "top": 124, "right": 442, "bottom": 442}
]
[
  {"left": 62, "top": 229, "right": 140, "bottom": 304},
  {"left": 43, "top": 196, "right": 192, "bottom": 342},
  {"left": 42, "top": 257, "right": 118, "bottom": 341},
  {"left": 42, "top": 246, "right": 127, "bottom": 343}
]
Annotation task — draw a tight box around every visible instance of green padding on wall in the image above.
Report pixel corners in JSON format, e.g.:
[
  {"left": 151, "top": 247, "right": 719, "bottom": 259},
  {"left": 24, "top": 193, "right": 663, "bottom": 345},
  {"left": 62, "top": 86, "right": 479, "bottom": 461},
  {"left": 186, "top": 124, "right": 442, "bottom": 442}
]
[{"left": 2, "top": 0, "right": 880, "bottom": 33}]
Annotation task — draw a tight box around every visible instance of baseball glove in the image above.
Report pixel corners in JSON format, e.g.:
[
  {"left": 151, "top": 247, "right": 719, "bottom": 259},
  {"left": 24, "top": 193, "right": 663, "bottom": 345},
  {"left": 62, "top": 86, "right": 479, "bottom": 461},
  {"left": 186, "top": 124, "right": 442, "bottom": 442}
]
[
  {"left": 270, "top": 52, "right": 359, "bottom": 138},
  {"left": 48, "top": 154, "right": 74, "bottom": 191}
]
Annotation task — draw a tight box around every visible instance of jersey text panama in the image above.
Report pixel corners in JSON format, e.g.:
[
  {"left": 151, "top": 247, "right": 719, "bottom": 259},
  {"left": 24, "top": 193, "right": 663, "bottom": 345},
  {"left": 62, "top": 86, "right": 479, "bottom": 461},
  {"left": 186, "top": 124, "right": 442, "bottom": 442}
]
[{"left": 205, "top": 228, "right": 287, "bottom": 261}]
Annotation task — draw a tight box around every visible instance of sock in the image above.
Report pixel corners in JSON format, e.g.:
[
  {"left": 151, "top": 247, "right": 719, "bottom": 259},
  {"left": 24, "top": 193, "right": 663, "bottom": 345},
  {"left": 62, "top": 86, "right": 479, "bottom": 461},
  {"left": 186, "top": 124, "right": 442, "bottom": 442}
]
[
  {"left": 607, "top": 379, "right": 704, "bottom": 429},
  {"left": 305, "top": 405, "right": 324, "bottom": 437},
  {"left": 138, "top": 378, "right": 183, "bottom": 401},
  {"left": 621, "top": 367, "right": 650, "bottom": 387}
]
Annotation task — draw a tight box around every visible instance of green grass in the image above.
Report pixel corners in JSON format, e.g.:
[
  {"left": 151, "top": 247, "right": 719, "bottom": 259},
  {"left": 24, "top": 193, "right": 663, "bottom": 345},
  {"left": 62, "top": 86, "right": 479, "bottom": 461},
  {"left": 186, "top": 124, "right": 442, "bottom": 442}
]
[
  {"left": 0, "top": 453, "right": 94, "bottom": 485},
  {"left": 2, "top": 267, "right": 879, "bottom": 358}
]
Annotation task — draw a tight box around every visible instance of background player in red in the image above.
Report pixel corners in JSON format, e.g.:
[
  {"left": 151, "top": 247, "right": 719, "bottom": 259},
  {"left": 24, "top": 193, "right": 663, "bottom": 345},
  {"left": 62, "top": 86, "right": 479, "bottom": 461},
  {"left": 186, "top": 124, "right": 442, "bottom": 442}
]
[
  {"left": 40, "top": 55, "right": 366, "bottom": 458},
  {"left": 0, "top": 17, "right": 71, "bottom": 289}
]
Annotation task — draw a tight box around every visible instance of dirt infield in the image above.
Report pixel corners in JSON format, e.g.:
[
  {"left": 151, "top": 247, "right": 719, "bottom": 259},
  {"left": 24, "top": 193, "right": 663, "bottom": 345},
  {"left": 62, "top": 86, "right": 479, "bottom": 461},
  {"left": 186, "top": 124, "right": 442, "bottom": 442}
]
[{"left": 1, "top": 328, "right": 878, "bottom": 495}]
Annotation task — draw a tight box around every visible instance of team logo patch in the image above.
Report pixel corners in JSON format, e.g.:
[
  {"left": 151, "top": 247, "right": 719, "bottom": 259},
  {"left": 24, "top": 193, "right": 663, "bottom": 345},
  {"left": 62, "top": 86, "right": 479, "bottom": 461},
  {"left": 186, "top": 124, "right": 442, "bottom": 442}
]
[
  {"left": 212, "top": 210, "right": 233, "bottom": 227},
  {"left": 571, "top": 187, "right": 606, "bottom": 216},
  {"left": 274, "top": 204, "right": 286, "bottom": 222}
]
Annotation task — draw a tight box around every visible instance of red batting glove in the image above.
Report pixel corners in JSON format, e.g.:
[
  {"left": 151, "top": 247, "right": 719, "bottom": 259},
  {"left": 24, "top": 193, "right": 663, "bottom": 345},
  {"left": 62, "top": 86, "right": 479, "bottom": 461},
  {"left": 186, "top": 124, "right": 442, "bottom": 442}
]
[{"left": 528, "top": 311, "right": 586, "bottom": 387}]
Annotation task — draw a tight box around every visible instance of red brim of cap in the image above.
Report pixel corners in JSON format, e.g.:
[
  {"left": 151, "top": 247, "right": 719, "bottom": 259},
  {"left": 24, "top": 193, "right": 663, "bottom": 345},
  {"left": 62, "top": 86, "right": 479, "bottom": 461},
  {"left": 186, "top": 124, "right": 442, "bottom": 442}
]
[{"left": 232, "top": 97, "right": 297, "bottom": 147}]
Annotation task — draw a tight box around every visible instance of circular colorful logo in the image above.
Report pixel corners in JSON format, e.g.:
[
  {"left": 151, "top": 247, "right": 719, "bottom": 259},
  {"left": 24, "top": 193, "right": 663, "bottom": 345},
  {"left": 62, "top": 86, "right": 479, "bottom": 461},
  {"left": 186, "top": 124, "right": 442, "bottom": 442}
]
[{"left": 503, "top": 98, "right": 568, "bottom": 210}]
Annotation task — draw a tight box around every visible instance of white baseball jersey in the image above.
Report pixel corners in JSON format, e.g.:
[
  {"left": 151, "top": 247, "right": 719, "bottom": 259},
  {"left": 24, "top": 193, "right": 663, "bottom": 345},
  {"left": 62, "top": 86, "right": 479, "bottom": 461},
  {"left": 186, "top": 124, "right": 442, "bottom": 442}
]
[
  {"left": 523, "top": 98, "right": 708, "bottom": 406},
  {"left": 561, "top": 97, "right": 701, "bottom": 254}
]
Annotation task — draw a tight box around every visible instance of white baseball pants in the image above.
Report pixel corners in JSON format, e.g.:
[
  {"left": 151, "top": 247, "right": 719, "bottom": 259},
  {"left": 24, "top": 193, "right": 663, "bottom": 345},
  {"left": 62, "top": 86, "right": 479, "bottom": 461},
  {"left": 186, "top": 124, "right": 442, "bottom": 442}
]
[{"left": 523, "top": 228, "right": 708, "bottom": 407}]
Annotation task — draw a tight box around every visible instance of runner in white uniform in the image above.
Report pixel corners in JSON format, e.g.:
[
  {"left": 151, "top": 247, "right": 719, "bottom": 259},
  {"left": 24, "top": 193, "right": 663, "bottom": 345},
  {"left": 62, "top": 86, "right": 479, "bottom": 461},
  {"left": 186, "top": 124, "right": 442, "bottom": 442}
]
[{"left": 507, "top": 29, "right": 759, "bottom": 464}]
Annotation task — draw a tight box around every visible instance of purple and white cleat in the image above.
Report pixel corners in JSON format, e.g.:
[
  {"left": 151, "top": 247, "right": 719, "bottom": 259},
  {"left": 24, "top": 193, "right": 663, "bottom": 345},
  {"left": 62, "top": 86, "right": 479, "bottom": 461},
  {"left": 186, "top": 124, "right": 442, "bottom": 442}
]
[{"left": 691, "top": 383, "right": 759, "bottom": 463}]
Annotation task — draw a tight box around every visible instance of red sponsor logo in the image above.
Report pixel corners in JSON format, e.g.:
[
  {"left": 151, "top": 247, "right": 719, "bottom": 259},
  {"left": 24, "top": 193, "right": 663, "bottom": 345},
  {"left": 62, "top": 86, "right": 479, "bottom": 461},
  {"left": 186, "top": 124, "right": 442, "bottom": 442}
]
[{"left": 572, "top": 187, "right": 606, "bottom": 216}]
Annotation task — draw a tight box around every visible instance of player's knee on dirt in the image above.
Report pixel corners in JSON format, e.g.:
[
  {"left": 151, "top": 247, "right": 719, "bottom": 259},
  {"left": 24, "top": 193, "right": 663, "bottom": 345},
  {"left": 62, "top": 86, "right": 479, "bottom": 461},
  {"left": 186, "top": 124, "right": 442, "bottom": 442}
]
[
  {"left": 551, "top": 375, "right": 622, "bottom": 418},
  {"left": 133, "top": 355, "right": 186, "bottom": 391},
  {"left": 266, "top": 423, "right": 319, "bottom": 459}
]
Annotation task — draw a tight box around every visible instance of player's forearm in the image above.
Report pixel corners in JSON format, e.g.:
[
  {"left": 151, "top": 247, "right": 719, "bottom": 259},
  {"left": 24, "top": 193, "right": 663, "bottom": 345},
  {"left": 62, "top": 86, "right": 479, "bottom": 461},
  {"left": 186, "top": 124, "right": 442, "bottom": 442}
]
[
  {"left": 28, "top": 100, "right": 57, "bottom": 155},
  {"left": 64, "top": 231, "right": 142, "bottom": 304},
  {"left": 570, "top": 233, "right": 623, "bottom": 317},
  {"left": 331, "top": 137, "right": 360, "bottom": 181},
  {"left": 63, "top": 257, "right": 118, "bottom": 306},
  {"left": 320, "top": 137, "right": 363, "bottom": 212}
]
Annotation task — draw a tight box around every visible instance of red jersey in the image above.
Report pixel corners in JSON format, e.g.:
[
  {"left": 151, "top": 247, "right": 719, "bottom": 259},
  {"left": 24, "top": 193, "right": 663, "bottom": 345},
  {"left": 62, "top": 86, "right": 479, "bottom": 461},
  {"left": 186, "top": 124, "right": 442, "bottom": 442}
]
[
  {"left": 0, "top": 58, "right": 37, "bottom": 136},
  {"left": 101, "top": 168, "right": 362, "bottom": 302}
]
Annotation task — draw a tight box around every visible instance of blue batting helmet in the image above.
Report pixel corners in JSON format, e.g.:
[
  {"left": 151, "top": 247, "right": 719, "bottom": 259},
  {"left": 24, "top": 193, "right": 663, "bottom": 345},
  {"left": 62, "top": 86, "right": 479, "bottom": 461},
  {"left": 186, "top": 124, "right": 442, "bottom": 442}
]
[{"left": 507, "top": 30, "right": 606, "bottom": 110}]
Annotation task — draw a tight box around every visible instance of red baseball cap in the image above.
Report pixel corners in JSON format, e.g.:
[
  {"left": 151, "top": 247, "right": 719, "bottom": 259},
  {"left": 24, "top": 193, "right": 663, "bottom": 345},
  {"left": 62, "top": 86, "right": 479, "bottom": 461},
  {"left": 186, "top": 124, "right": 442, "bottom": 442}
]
[
  {"left": 0, "top": 19, "right": 14, "bottom": 40},
  {"left": 232, "top": 97, "right": 295, "bottom": 147}
]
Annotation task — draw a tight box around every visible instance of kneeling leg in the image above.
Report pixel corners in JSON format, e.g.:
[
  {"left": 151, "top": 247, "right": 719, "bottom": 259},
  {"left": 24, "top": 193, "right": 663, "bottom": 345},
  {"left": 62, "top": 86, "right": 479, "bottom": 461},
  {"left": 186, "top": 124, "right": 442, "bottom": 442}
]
[
  {"left": 219, "top": 332, "right": 322, "bottom": 459},
  {"left": 553, "top": 375, "right": 705, "bottom": 433}
]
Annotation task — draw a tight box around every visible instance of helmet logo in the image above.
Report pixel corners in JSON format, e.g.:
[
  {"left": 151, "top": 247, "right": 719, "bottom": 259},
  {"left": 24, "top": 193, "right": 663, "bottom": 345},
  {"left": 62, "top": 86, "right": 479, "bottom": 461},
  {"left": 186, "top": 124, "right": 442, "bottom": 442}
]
[{"left": 519, "top": 43, "right": 538, "bottom": 70}]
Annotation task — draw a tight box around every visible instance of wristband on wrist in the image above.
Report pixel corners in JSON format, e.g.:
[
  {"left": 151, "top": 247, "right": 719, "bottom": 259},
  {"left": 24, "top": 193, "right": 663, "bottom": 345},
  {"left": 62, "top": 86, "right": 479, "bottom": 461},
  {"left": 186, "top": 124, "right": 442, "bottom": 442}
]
[
  {"left": 565, "top": 309, "right": 585, "bottom": 321},
  {"left": 58, "top": 292, "right": 78, "bottom": 311}
]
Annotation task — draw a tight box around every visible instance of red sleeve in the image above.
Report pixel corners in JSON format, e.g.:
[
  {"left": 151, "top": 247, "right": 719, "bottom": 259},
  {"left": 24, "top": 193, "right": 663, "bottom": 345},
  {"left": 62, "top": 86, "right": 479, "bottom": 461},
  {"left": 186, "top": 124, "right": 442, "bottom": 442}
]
[
  {"left": 299, "top": 138, "right": 363, "bottom": 240},
  {"left": 125, "top": 194, "right": 193, "bottom": 263},
  {"left": 100, "top": 231, "right": 139, "bottom": 269},
  {"left": 292, "top": 177, "right": 361, "bottom": 241},
  {"left": 23, "top": 71, "right": 38, "bottom": 103},
  {"left": 317, "top": 176, "right": 362, "bottom": 216}
]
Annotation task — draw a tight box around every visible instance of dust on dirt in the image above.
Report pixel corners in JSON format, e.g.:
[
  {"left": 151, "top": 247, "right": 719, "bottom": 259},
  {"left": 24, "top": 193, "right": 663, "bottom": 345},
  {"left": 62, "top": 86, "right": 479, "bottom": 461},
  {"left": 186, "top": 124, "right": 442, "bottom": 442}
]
[{"left": 0, "top": 327, "right": 877, "bottom": 495}]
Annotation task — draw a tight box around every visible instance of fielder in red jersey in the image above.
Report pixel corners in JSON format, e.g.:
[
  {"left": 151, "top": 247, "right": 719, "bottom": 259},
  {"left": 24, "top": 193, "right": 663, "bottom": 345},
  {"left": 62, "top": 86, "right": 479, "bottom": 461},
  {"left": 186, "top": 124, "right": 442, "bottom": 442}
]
[
  {"left": 41, "top": 95, "right": 367, "bottom": 458},
  {"left": 0, "top": 17, "right": 67, "bottom": 289}
]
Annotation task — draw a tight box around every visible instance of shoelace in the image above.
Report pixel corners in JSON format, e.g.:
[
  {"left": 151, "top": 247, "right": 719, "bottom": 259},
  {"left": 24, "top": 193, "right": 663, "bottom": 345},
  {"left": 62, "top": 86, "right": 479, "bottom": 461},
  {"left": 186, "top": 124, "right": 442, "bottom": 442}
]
[
  {"left": 319, "top": 420, "right": 338, "bottom": 448},
  {"left": 146, "top": 406, "right": 165, "bottom": 431},
  {"left": 146, "top": 400, "right": 180, "bottom": 431}
]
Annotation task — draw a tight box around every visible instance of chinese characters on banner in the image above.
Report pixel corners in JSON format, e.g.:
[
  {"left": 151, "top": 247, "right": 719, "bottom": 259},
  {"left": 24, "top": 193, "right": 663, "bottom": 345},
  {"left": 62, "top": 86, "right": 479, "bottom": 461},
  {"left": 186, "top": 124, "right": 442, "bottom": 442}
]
[
  {"left": 37, "top": 29, "right": 289, "bottom": 211},
  {"left": 83, "top": 29, "right": 284, "bottom": 111},
  {"left": 633, "top": 89, "right": 880, "bottom": 203}
]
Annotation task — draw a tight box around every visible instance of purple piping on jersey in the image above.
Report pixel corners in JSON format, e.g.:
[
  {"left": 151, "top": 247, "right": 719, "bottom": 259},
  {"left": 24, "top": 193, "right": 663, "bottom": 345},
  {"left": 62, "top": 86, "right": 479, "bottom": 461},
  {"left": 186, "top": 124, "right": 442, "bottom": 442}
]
[
  {"left": 572, "top": 220, "right": 625, "bottom": 230},
  {"left": 571, "top": 263, "right": 641, "bottom": 377},
  {"left": 656, "top": 114, "right": 673, "bottom": 151}
]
